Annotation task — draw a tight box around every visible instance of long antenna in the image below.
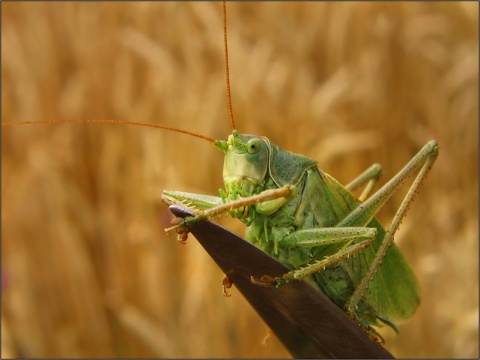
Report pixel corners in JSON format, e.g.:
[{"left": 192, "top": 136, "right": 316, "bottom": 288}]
[
  {"left": 223, "top": 1, "right": 236, "bottom": 131},
  {"left": 1, "top": 119, "right": 216, "bottom": 143},
  {"left": 3, "top": 4, "right": 237, "bottom": 143}
]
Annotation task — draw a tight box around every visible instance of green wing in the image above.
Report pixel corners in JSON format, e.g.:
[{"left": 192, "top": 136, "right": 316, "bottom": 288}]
[
  {"left": 309, "top": 170, "right": 420, "bottom": 322},
  {"left": 343, "top": 221, "right": 420, "bottom": 322}
]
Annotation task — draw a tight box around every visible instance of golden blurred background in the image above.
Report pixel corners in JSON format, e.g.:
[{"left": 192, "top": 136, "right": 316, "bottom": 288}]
[{"left": 2, "top": 2, "right": 478, "bottom": 358}]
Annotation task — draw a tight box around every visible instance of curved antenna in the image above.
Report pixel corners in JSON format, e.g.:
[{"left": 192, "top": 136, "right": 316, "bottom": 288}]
[
  {"left": 223, "top": 1, "right": 236, "bottom": 131},
  {"left": 1, "top": 119, "right": 216, "bottom": 143},
  {"left": 4, "top": 3, "right": 236, "bottom": 142}
]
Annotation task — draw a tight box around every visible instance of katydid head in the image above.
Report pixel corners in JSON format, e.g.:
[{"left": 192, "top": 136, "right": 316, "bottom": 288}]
[
  {"left": 212, "top": 2, "right": 275, "bottom": 200},
  {"left": 214, "top": 130, "right": 269, "bottom": 198}
]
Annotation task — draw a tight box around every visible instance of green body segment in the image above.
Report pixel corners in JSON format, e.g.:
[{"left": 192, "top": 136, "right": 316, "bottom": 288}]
[
  {"left": 229, "top": 134, "right": 419, "bottom": 329},
  {"left": 247, "top": 168, "right": 419, "bottom": 328},
  {"left": 164, "top": 130, "right": 437, "bottom": 332}
]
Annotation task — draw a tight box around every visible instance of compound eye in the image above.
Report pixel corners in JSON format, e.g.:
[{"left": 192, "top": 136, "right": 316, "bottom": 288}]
[{"left": 246, "top": 138, "right": 262, "bottom": 154}]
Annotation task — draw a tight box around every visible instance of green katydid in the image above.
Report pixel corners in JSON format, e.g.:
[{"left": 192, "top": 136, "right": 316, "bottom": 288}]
[
  {"left": 161, "top": 1, "right": 439, "bottom": 341},
  {"left": 163, "top": 132, "right": 438, "bottom": 339},
  {"left": 1, "top": 1, "right": 439, "bottom": 342}
]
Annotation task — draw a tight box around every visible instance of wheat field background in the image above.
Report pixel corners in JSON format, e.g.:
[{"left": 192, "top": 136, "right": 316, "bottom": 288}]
[{"left": 2, "top": 2, "right": 478, "bottom": 358}]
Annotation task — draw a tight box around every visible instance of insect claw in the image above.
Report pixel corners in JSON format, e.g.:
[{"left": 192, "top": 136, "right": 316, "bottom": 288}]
[
  {"left": 347, "top": 311, "right": 386, "bottom": 344},
  {"left": 222, "top": 275, "right": 233, "bottom": 297},
  {"left": 366, "top": 326, "right": 386, "bottom": 344},
  {"left": 178, "top": 226, "right": 190, "bottom": 242},
  {"left": 250, "top": 274, "right": 289, "bottom": 288},
  {"left": 177, "top": 234, "right": 188, "bottom": 244},
  {"left": 166, "top": 217, "right": 191, "bottom": 243},
  {"left": 250, "top": 274, "right": 275, "bottom": 287}
]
